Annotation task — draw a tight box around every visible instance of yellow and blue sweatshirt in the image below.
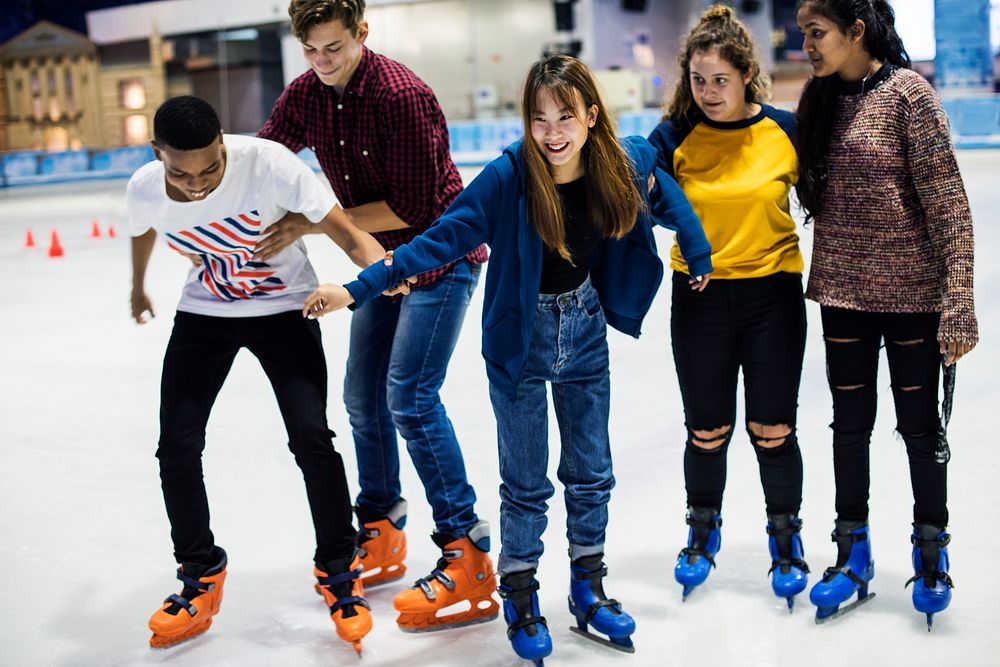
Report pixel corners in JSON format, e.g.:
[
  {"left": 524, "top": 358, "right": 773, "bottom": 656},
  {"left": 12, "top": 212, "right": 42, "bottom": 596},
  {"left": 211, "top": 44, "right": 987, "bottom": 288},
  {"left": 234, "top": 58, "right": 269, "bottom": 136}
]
[{"left": 648, "top": 105, "right": 802, "bottom": 279}]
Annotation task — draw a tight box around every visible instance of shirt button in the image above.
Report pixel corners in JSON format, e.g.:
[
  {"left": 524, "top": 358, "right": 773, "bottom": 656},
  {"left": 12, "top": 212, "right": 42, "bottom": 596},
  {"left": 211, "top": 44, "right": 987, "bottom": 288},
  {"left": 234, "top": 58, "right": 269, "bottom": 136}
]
[
  {"left": 362, "top": 150, "right": 368, "bottom": 156},
  {"left": 339, "top": 140, "right": 345, "bottom": 146},
  {"left": 344, "top": 174, "right": 350, "bottom": 180},
  {"left": 337, "top": 104, "right": 343, "bottom": 110}
]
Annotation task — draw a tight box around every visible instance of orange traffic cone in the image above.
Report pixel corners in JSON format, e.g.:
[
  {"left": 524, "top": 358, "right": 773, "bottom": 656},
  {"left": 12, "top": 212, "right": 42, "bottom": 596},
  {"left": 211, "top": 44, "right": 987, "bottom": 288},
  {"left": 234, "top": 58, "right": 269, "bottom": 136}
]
[
  {"left": 48, "top": 230, "right": 64, "bottom": 258},
  {"left": 25, "top": 229, "right": 36, "bottom": 248},
  {"left": 91, "top": 219, "right": 101, "bottom": 238},
  {"left": 108, "top": 224, "right": 117, "bottom": 239}
]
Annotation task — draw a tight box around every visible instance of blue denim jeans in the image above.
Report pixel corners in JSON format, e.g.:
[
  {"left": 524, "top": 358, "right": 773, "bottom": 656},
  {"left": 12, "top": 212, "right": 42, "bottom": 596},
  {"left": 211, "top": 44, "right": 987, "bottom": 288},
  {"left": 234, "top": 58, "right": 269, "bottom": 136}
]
[
  {"left": 344, "top": 259, "right": 481, "bottom": 536},
  {"left": 489, "top": 277, "right": 614, "bottom": 575}
]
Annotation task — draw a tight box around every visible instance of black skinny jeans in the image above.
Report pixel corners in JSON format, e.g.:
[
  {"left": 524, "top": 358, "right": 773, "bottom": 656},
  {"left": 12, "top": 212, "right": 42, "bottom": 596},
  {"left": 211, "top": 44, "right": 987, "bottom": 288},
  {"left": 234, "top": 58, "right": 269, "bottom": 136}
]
[
  {"left": 157, "top": 310, "right": 356, "bottom": 566},
  {"left": 821, "top": 306, "right": 951, "bottom": 527},
  {"left": 671, "top": 271, "right": 807, "bottom": 516}
]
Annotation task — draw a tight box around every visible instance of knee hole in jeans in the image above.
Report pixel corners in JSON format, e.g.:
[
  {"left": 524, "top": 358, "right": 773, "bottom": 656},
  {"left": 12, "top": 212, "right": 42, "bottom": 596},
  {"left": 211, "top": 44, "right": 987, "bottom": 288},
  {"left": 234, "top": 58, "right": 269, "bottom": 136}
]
[
  {"left": 825, "top": 337, "right": 861, "bottom": 343},
  {"left": 891, "top": 339, "right": 924, "bottom": 346},
  {"left": 690, "top": 424, "right": 732, "bottom": 450},
  {"left": 897, "top": 385, "right": 923, "bottom": 392},
  {"left": 748, "top": 421, "right": 791, "bottom": 448},
  {"left": 834, "top": 384, "right": 866, "bottom": 391}
]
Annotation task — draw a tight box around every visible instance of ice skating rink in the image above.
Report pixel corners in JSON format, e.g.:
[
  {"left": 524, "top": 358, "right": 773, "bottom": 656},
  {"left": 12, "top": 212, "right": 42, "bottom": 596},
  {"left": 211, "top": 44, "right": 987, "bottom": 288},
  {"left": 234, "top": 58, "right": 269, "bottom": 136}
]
[{"left": 1, "top": 150, "right": 997, "bottom": 667}]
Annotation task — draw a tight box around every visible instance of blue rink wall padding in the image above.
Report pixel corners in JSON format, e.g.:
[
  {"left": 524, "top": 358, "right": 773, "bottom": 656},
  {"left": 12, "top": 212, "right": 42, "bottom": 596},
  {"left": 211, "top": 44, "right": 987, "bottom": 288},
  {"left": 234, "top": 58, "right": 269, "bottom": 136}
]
[{"left": 2, "top": 101, "right": 998, "bottom": 189}]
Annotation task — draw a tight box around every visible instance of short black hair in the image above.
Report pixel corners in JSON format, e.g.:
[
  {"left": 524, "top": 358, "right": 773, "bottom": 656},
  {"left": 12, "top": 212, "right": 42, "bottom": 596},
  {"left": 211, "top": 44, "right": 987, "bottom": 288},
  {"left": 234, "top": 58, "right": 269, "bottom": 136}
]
[{"left": 153, "top": 96, "right": 222, "bottom": 150}]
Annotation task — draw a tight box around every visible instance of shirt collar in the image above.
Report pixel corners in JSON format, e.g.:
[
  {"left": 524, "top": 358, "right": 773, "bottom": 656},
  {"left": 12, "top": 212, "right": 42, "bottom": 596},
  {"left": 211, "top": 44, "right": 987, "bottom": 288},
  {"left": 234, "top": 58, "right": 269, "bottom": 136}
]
[{"left": 315, "top": 46, "right": 373, "bottom": 98}]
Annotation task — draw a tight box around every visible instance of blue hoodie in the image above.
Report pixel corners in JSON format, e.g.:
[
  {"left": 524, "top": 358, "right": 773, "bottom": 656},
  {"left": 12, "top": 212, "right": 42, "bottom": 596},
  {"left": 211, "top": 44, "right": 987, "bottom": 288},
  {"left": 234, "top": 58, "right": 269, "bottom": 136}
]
[{"left": 345, "top": 135, "right": 712, "bottom": 397}]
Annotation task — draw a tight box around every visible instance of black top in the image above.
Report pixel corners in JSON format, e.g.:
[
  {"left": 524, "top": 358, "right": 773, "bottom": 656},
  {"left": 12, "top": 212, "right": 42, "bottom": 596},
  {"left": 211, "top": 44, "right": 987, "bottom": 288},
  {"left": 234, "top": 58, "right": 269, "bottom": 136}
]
[{"left": 539, "top": 176, "right": 602, "bottom": 295}]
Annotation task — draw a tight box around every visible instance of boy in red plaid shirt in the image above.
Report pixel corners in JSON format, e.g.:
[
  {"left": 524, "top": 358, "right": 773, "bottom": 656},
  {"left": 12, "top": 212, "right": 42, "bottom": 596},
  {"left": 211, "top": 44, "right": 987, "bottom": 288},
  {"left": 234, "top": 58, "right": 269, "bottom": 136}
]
[{"left": 257, "top": 0, "right": 495, "bottom": 633}]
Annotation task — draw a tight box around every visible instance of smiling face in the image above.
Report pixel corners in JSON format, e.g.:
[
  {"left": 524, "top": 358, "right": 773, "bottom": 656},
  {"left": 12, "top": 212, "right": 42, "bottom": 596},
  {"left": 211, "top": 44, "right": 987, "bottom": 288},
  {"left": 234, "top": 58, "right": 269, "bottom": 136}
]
[
  {"left": 689, "top": 48, "right": 753, "bottom": 123},
  {"left": 797, "top": 5, "right": 865, "bottom": 78},
  {"left": 301, "top": 19, "right": 368, "bottom": 90},
  {"left": 154, "top": 134, "right": 226, "bottom": 202},
  {"left": 529, "top": 87, "right": 597, "bottom": 183}
]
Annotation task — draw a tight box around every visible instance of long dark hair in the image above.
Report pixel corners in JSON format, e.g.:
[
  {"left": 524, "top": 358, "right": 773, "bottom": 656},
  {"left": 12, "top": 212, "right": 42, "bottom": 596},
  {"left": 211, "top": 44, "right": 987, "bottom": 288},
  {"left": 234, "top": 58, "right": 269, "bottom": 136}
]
[
  {"left": 521, "top": 54, "right": 640, "bottom": 261},
  {"left": 665, "top": 4, "right": 771, "bottom": 128},
  {"left": 795, "top": 0, "right": 911, "bottom": 219}
]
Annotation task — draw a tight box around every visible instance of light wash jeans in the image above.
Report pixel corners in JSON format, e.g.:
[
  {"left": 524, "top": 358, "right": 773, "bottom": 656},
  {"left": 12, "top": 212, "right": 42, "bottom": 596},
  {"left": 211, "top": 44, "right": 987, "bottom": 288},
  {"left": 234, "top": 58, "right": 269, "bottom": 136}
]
[{"left": 489, "top": 276, "right": 614, "bottom": 575}]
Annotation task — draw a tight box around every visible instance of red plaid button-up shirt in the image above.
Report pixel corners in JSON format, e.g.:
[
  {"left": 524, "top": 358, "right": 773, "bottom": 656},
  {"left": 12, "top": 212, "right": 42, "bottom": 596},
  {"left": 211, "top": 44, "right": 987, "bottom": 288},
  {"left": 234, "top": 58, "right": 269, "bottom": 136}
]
[{"left": 259, "top": 47, "right": 487, "bottom": 287}]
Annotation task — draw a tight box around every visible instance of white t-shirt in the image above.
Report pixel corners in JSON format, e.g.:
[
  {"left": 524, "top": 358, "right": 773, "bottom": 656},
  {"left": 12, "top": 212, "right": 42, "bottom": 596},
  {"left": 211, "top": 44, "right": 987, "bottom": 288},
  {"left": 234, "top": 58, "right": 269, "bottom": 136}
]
[{"left": 127, "top": 134, "right": 336, "bottom": 317}]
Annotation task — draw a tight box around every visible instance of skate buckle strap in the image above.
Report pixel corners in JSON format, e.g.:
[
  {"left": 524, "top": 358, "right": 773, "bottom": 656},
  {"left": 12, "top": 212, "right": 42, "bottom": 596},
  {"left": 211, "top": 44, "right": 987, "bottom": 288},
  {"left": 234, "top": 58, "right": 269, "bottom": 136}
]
[
  {"left": 166, "top": 593, "right": 197, "bottom": 617},
  {"left": 414, "top": 568, "right": 456, "bottom": 601},
  {"left": 768, "top": 558, "right": 810, "bottom": 575},
  {"left": 831, "top": 529, "right": 866, "bottom": 545},
  {"left": 329, "top": 595, "right": 371, "bottom": 615},
  {"left": 904, "top": 570, "right": 955, "bottom": 589},
  {"left": 686, "top": 514, "right": 721, "bottom": 529},
  {"left": 177, "top": 570, "right": 215, "bottom": 593},
  {"left": 821, "top": 565, "right": 867, "bottom": 586},
  {"left": 678, "top": 547, "right": 716, "bottom": 568},
  {"left": 506, "top": 613, "right": 548, "bottom": 639},
  {"left": 911, "top": 533, "right": 951, "bottom": 549},
  {"left": 766, "top": 522, "right": 802, "bottom": 538},
  {"left": 316, "top": 567, "right": 363, "bottom": 588},
  {"left": 572, "top": 564, "right": 608, "bottom": 581},
  {"left": 583, "top": 598, "right": 623, "bottom": 623}
]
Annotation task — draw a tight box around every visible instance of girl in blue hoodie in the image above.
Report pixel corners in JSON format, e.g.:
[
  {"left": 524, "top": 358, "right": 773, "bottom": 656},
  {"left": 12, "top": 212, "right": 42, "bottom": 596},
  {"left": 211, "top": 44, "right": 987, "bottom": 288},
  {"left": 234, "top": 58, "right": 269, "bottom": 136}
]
[{"left": 303, "top": 54, "right": 712, "bottom": 664}]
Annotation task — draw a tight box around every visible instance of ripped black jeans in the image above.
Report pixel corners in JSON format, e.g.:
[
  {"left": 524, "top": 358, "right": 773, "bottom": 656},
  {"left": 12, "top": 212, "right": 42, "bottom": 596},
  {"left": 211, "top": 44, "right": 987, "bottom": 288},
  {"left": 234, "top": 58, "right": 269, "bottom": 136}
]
[
  {"left": 821, "top": 306, "right": 953, "bottom": 527},
  {"left": 671, "top": 271, "right": 806, "bottom": 516}
]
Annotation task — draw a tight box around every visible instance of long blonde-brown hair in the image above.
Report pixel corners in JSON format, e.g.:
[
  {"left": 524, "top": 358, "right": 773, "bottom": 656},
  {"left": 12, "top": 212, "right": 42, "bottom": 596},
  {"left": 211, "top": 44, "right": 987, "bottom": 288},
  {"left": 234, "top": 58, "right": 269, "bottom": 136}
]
[
  {"left": 665, "top": 4, "right": 771, "bottom": 127},
  {"left": 521, "top": 54, "right": 641, "bottom": 262}
]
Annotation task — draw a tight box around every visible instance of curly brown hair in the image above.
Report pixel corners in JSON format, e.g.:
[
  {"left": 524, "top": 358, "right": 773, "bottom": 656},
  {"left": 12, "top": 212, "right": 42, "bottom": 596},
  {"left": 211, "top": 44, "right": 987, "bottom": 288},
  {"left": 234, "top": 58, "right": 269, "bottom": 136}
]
[
  {"left": 664, "top": 4, "right": 771, "bottom": 128},
  {"left": 288, "top": 0, "right": 365, "bottom": 40}
]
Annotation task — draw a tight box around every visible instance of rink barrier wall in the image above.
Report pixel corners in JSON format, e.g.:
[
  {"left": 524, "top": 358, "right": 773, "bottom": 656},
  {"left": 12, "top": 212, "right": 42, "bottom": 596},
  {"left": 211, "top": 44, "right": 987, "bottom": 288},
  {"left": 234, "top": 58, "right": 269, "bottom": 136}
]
[{"left": 2, "top": 100, "right": 998, "bottom": 189}]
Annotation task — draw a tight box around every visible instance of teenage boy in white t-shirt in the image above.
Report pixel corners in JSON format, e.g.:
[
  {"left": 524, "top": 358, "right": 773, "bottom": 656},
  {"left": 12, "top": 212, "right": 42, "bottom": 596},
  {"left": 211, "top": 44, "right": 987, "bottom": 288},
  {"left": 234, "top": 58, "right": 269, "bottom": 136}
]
[{"left": 129, "top": 96, "right": 380, "bottom": 652}]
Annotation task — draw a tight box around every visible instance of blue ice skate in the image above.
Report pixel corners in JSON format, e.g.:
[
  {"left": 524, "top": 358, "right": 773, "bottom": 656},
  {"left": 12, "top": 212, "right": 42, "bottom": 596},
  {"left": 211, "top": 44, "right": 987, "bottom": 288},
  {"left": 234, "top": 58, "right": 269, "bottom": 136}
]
[
  {"left": 767, "top": 513, "right": 810, "bottom": 610},
  {"left": 499, "top": 570, "right": 551, "bottom": 666},
  {"left": 675, "top": 506, "right": 722, "bottom": 600},
  {"left": 568, "top": 554, "right": 635, "bottom": 653},
  {"left": 809, "top": 520, "right": 875, "bottom": 624},
  {"left": 905, "top": 523, "right": 953, "bottom": 631}
]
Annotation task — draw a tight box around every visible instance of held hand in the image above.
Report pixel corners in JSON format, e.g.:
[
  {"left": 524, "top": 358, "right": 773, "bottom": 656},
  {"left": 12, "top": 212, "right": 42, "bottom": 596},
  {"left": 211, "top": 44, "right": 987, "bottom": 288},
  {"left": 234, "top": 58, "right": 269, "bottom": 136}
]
[
  {"left": 380, "top": 250, "right": 417, "bottom": 296},
  {"left": 302, "top": 284, "right": 355, "bottom": 318},
  {"left": 131, "top": 291, "right": 155, "bottom": 324},
  {"left": 254, "top": 212, "right": 311, "bottom": 261},
  {"left": 940, "top": 339, "right": 975, "bottom": 366},
  {"left": 648, "top": 173, "right": 656, "bottom": 194},
  {"left": 689, "top": 273, "right": 711, "bottom": 292}
]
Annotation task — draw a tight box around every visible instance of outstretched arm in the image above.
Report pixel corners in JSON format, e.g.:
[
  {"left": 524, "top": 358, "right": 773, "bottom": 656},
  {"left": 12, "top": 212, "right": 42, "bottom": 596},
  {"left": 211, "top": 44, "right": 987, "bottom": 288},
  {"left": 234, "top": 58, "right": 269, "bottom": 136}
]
[
  {"left": 131, "top": 228, "right": 157, "bottom": 324},
  {"left": 316, "top": 205, "right": 386, "bottom": 268},
  {"left": 649, "top": 166, "right": 713, "bottom": 289}
]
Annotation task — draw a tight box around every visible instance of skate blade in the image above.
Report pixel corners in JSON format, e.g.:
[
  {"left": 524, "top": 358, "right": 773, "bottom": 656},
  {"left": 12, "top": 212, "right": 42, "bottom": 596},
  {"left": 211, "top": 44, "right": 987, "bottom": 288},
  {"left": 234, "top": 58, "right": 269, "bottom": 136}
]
[
  {"left": 397, "top": 609, "right": 499, "bottom": 633},
  {"left": 569, "top": 626, "right": 635, "bottom": 654},
  {"left": 815, "top": 592, "right": 876, "bottom": 625},
  {"left": 149, "top": 618, "right": 213, "bottom": 649},
  {"left": 352, "top": 640, "right": 363, "bottom": 655}
]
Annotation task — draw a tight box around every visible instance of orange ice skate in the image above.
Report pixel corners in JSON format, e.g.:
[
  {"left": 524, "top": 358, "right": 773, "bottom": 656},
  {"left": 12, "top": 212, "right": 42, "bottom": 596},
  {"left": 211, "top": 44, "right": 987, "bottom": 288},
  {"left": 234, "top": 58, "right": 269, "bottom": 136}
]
[
  {"left": 148, "top": 548, "right": 227, "bottom": 648},
  {"left": 356, "top": 499, "right": 408, "bottom": 586},
  {"left": 315, "top": 554, "right": 373, "bottom": 654},
  {"left": 394, "top": 520, "right": 499, "bottom": 632}
]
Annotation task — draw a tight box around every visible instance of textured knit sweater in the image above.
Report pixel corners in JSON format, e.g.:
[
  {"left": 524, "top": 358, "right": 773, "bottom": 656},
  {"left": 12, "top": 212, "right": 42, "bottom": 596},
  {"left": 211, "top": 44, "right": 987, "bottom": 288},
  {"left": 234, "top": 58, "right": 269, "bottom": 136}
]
[{"left": 804, "top": 66, "right": 978, "bottom": 343}]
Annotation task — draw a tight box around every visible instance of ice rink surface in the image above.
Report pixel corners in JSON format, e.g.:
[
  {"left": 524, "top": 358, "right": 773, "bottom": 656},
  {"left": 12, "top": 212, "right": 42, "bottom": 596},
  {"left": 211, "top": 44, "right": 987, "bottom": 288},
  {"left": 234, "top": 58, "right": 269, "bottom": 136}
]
[{"left": 1, "top": 151, "right": 998, "bottom": 666}]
